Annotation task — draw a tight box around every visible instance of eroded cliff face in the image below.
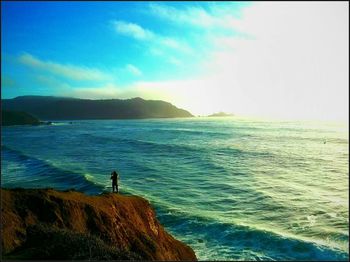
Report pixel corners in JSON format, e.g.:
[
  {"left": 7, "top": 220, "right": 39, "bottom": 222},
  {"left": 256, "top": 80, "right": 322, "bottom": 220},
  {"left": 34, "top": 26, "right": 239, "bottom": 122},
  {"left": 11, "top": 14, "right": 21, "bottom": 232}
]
[{"left": 1, "top": 188, "right": 197, "bottom": 261}]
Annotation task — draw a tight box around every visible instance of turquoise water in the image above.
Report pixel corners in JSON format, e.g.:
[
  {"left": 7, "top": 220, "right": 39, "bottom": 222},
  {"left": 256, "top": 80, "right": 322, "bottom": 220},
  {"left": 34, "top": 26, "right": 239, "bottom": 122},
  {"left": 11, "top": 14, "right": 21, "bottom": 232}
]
[{"left": 2, "top": 117, "right": 349, "bottom": 260}]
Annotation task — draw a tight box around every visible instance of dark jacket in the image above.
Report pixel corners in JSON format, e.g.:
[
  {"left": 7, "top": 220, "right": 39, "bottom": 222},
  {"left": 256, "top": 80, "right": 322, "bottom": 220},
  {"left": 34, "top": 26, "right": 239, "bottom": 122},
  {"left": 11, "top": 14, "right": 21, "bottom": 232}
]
[{"left": 111, "top": 172, "right": 118, "bottom": 184}]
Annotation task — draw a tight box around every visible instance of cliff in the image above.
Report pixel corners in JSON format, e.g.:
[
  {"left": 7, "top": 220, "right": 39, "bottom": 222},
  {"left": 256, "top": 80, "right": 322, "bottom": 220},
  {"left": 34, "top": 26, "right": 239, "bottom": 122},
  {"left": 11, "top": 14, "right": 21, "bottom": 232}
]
[
  {"left": 1, "top": 188, "right": 197, "bottom": 261},
  {"left": 1, "top": 110, "right": 41, "bottom": 126},
  {"left": 2, "top": 96, "right": 193, "bottom": 120}
]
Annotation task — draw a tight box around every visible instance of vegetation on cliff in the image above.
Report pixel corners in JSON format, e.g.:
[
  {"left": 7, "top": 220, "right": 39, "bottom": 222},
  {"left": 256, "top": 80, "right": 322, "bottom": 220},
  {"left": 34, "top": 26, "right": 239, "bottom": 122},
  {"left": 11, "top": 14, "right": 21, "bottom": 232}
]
[
  {"left": 1, "top": 110, "right": 41, "bottom": 126},
  {"left": 2, "top": 96, "right": 193, "bottom": 120},
  {"left": 1, "top": 188, "right": 197, "bottom": 261}
]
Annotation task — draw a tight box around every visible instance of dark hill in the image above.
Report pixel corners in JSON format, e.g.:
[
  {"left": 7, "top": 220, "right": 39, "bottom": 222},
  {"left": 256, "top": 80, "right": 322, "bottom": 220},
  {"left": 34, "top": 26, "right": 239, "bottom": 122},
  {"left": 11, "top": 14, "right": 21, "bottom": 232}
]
[
  {"left": 2, "top": 96, "right": 193, "bottom": 120},
  {"left": 1, "top": 110, "right": 40, "bottom": 126}
]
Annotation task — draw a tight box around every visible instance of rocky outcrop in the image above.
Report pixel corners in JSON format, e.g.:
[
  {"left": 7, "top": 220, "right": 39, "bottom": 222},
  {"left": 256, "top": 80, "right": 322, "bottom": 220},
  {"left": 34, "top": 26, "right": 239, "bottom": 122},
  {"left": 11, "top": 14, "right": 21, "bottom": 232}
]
[{"left": 1, "top": 188, "right": 197, "bottom": 260}]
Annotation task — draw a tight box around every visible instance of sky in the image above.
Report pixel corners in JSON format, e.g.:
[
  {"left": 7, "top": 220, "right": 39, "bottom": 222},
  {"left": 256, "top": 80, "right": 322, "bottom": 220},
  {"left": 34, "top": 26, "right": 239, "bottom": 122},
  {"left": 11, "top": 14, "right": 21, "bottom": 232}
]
[{"left": 1, "top": 1, "right": 349, "bottom": 121}]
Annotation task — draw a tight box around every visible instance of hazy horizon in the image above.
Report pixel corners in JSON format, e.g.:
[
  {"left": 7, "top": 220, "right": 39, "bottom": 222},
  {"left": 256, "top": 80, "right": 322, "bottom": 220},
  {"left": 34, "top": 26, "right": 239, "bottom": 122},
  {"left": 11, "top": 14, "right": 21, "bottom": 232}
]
[{"left": 1, "top": 2, "right": 349, "bottom": 122}]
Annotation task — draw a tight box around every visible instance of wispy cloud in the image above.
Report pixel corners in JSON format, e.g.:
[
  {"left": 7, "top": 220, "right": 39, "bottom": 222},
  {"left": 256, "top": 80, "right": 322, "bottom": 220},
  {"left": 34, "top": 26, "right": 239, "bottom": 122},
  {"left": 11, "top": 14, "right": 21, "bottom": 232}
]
[
  {"left": 111, "top": 19, "right": 192, "bottom": 56},
  {"left": 18, "top": 53, "right": 110, "bottom": 81},
  {"left": 160, "top": 37, "right": 192, "bottom": 54},
  {"left": 126, "top": 64, "right": 142, "bottom": 76},
  {"left": 149, "top": 3, "right": 237, "bottom": 29},
  {"left": 149, "top": 3, "right": 216, "bottom": 28},
  {"left": 148, "top": 3, "right": 254, "bottom": 39},
  {"left": 112, "top": 20, "right": 154, "bottom": 40}
]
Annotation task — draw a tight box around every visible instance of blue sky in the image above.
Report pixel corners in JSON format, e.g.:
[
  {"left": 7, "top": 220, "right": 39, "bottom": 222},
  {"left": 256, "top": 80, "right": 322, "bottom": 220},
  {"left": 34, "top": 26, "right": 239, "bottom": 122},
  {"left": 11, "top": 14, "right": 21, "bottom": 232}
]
[
  {"left": 1, "top": 2, "right": 248, "bottom": 86},
  {"left": 1, "top": 1, "right": 348, "bottom": 121}
]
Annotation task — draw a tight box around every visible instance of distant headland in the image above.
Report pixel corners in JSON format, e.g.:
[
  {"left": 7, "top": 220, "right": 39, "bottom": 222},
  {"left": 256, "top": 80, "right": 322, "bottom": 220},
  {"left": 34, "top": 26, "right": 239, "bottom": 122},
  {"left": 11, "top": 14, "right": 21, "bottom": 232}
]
[
  {"left": 207, "top": 112, "right": 234, "bottom": 117},
  {"left": 2, "top": 96, "right": 193, "bottom": 120}
]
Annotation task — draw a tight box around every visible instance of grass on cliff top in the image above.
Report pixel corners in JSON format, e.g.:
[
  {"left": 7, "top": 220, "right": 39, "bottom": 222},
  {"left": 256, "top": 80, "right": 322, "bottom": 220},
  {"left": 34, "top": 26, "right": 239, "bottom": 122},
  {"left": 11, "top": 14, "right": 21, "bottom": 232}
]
[{"left": 3, "top": 223, "right": 142, "bottom": 260}]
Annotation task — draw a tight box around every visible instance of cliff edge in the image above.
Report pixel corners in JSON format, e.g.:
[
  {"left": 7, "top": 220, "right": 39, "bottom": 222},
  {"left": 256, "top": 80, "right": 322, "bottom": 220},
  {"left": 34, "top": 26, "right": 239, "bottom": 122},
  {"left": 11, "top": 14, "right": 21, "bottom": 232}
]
[{"left": 1, "top": 188, "right": 197, "bottom": 260}]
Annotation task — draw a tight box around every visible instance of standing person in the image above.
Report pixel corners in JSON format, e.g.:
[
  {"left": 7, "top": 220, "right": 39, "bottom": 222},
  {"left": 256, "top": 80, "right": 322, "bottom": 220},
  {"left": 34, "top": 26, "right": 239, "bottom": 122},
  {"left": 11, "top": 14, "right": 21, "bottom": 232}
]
[{"left": 110, "top": 170, "right": 119, "bottom": 193}]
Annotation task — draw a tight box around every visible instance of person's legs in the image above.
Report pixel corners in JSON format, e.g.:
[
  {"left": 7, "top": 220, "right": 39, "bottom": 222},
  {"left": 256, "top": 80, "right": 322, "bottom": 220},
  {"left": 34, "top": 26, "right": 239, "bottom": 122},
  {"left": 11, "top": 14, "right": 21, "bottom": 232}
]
[
  {"left": 112, "top": 183, "right": 115, "bottom": 192},
  {"left": 116, "top": 184, "right": 118, "bottom": 193}
]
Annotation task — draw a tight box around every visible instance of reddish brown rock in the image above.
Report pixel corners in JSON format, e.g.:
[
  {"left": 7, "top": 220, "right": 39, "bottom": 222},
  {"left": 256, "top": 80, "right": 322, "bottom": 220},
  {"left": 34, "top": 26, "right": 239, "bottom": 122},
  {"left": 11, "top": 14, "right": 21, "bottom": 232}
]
[{"left": 1, "top": 188, "right": 197, "bottom": 260}]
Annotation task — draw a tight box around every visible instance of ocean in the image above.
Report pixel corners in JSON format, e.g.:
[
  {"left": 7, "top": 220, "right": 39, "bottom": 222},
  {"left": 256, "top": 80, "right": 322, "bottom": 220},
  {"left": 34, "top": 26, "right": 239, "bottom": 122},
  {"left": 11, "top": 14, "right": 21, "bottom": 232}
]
[{"left": 1, "top": 117, "right": 349, "bottom": 260}]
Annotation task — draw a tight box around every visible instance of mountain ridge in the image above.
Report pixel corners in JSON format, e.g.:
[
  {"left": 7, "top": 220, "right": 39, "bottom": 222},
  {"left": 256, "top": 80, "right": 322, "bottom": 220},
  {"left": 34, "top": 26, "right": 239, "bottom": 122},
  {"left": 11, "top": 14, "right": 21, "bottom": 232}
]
[{"left": 2, "top": 96, "right": 193, "bottom": 120}]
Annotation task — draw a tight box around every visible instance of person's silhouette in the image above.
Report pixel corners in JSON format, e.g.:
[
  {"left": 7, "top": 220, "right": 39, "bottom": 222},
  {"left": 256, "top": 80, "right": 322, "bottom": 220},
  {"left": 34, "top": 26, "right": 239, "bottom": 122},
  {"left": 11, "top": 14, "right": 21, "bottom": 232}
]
[{"left": 110, "top": 170, "right": 119, "bottom": 193}]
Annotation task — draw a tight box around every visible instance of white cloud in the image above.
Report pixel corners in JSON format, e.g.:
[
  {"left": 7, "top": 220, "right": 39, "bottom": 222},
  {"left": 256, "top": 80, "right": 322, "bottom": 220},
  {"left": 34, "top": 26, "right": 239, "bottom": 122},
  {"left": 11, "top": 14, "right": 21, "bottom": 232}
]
[
  {"left": 112, "top": 20, "right": 154, "bottom": 40},
  {"left": 160, "top": 37, "right": 192, "bottom": 54},
  {"left": 149, "top": 3, "right": 219, "bottom": 28},
  {"left": 18, "top": 53, "right": 110, "bottom": 81},
  {"left": 111, "top": 20, "right": 193, "bottom": 58},
  {"left": 126, "top": 64, "right": 142, "bottom": 76},
  {"left": 148, "top": 47, "right": 183, "bottom": 67},
  {"left": 148, "top": 3, "right": 249, "bottom": 31},
  {"left": 34, "top": 75, "right": 70, "bottom": 89}
]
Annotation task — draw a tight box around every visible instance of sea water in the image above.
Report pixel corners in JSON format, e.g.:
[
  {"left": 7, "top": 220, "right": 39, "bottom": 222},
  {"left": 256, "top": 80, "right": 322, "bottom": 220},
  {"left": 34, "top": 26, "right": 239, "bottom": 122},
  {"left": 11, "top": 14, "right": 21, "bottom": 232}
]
[{"left": 1, "top": 117, "right": 349, "bottom": 260}]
